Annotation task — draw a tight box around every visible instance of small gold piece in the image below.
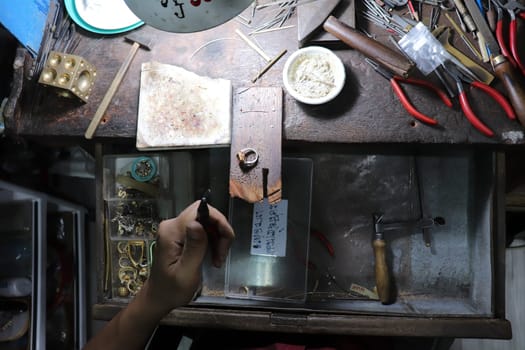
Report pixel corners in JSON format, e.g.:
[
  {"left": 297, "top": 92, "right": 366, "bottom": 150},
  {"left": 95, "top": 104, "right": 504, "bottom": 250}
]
[
  {"left": 118, "top": 267, "right": 137, "bottom": 284},
  {"left": 128, "top": 241, "right": 145, "bottom": 267},
  {"left": 117, "top": 241, "right": 129, "bottom": 254},
  {"left": 117, "top": 188, "right": 128, "bottom": 198},
  {"left": 118, "top": 256, "right": 132, "bottom": 268},
  {"left": 38, "top": 51, "right": 97, "bottom": 103},
  {"left": 127, "top": 279, "right": 143, "bottom": 295},
  {"left": 138, "top": 267, "right": 149, "bottom": 278},
  {"left": 117, "top": 286, "right": 130, "bottom": 297}
]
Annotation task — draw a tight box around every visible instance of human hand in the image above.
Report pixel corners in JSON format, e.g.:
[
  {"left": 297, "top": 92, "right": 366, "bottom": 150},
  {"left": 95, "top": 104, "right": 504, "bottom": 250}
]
[{"left": 142, "top": 201, "right": 234, "bottom": 313}]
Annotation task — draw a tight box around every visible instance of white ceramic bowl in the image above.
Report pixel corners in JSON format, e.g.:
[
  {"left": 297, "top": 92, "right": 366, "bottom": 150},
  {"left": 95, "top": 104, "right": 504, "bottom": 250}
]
[{"left": 282, "top": 46, "right": 346, "bottom": 105}]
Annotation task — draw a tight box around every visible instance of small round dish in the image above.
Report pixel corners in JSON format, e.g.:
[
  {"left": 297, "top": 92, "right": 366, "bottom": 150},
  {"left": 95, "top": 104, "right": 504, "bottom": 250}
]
[
  {"left": 282, "top": 46, "right": 346, "bottom": 105},
  {"left": 131, "top": 156, "right": 157, "bottom": 182},
  {"left": 64, "top": 0, "right": 144, "bottom": 35}
]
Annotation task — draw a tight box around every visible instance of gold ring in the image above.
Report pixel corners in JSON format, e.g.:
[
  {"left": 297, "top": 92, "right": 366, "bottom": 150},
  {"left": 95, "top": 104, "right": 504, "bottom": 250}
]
[{"left": 117, "top": 241, "right": 129, "bottom": 254}]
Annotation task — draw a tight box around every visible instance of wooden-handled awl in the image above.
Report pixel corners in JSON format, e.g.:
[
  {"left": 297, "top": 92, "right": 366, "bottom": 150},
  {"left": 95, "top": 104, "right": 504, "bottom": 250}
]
[
  {"left": 372, "top": 214, "right": 391, "bottom": 304},
  {"left": 323, "top": 16, "right": 415, "bottom": 78},
  {"left": 373, "top": 235, "right": 391, "bottom": 304},
  {"left": 372, "top": 214, "right": 437, "bottom": 304}
]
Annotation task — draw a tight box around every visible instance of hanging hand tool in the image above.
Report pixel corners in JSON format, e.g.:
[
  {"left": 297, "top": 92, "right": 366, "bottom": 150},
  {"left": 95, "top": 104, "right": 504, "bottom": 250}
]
[
  {"left": 441, "top": 62, "right": 516, "bottom": 137},
  {"left": 85, "top": 34, "right": 152, "bottom": 139},
  {"left": 463, "top": 0, "right": 525, "bottom": 128},
  {"left": 372, "top": 214, "right": 391, "bottom": 305},
  {"left": 367, "top": 59, "right": 452, "bottom": 125},
  {"left": 492, "top": 0, "right": 525, "bottom": 76},
  {"left": 372, "top": 213, "right": 438, "bottom": 304},
  {"left": 323, "top": 16, "right": 415, "bottom": 78}
]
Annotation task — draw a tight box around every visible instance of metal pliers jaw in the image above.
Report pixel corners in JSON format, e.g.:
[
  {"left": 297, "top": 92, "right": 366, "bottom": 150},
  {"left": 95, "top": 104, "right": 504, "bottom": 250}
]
[
  {"left": 491, "top": 0, "right": 525, "bottom": 75},
  {"left": 441, "top": 62, "right": 517, "bottom": 137},
  {"left": 366, "top": 59, "right": 452, "bottom": 126}
]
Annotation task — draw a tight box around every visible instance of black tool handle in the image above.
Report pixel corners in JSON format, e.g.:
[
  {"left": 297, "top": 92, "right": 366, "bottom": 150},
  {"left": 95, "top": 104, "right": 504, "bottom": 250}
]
[
  {"left": 492, "top": 55, "right": 525, "bottom": 127},
  {"left": 323, "top": 16, "right": 415, "bottom": 78}
]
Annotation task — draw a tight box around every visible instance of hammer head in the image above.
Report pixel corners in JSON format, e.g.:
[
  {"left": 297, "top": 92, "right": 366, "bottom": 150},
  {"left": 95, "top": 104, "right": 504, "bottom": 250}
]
[{"left": 125, "top": 33, "right": 153, "bottom": 50}]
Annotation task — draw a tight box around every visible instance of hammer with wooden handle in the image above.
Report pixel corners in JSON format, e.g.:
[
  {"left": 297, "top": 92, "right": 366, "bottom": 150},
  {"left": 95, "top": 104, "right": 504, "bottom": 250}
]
[{"left": 85, "top": 34, "right": 152, "bottom": 139}]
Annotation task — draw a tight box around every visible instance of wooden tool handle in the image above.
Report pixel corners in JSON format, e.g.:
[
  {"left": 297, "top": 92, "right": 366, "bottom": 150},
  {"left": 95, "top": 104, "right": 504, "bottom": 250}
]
[
  {"left": 373, "top": 238, "right": 391, "bottom": 304},
  {"left": 85, "top": 42, "right": 140, "bottom": 139},
  {"left": 492, "top": 55, "right": 525, "bottom": 127},
  {"left": 323, "top": 16, "right": 415, "bottom": 78}
]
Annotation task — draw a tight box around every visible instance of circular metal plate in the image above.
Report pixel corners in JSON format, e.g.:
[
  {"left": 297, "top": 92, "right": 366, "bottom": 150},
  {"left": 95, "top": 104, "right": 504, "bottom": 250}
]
[{"left": 124, "top": 0, "right": 253, "bottom": 33}]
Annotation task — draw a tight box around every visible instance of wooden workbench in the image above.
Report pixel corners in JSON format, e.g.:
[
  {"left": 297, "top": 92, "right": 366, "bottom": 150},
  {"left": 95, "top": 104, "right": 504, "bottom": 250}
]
[{"left": 7, "top": 6, "right": 525, "bottom": 145}]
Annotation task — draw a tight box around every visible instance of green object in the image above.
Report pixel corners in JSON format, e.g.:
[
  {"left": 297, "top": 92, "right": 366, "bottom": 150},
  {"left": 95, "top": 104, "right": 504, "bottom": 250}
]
[
  {"left": 131, "top": 156, "right": 157, "bottom": 182},
  {"left": 64, "top": 0, "right": 143, "bottom": 35}
]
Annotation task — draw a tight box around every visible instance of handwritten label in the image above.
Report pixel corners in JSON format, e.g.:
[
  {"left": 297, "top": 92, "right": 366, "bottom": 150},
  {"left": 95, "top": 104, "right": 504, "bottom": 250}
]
[{"left": 250, "top": 199, "right": 288, "bottom": 257}]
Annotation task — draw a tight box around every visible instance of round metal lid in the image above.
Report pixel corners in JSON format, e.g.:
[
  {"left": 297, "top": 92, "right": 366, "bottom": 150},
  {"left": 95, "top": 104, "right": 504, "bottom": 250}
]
[{"left": 123, "top": 0, "right": 253, "bottom": 33}]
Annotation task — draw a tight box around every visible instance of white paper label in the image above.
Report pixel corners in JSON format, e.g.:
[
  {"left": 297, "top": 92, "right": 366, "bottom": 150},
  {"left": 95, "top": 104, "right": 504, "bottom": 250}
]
[{"left": 250, "top": 199, "right": 288, "bottom": 257}]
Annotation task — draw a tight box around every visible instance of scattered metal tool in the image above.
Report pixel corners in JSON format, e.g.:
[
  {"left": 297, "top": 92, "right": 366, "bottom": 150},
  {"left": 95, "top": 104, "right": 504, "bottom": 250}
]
[
  {"left": 85, "top": 33, "right": 152, "bottom": 139},
  {"left": 323, "top": 16, "right": 415, "bottom": 78},
  {"left": 444, "top": 12, "right": 482, "bottom": 60},
  {"left": 451, "top": 0, "right": 477, "bottom": 32},
  {"left": 235, "top": 29, "right": 287, "bottom": 83},
  {"left": 366, "top": 59, "right": 452, "bottom": 125},
  {"left": 433, "top": 26, "right": 494, "bottom": 85},
  {"left": 463, "top": 0, "right": 525, "bottom": 127},
  {"left": 492, "top": 0, "right": 525, "bottom": 76},
  {"left": 440, "top": 61, "right": 516, "bottom": 137}
]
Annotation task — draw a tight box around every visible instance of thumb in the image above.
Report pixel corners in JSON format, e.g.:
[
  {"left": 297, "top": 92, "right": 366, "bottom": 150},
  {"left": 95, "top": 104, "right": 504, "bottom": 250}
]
[{"left": 178, "top": 220, "right": 208, "bottom": 272}]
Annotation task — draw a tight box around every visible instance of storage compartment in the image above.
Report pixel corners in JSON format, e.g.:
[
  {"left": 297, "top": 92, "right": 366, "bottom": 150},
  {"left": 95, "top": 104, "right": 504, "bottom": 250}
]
[
  {"left": 225, "top": 158, "right": 313, "bottom": 303},
  {"left": 110, "top": 239, "right": 153, "bottom": 300},
  {"left": 96, "top": 148, "right": 509, "bottom": 338},
  {"left": 0, "top": 180, "right": 87, "bottom": 349},
  {"left": 196, "top": 150, "right": 496, "bottom": 317},
  {"left": 302, "top": 150, "right": 494, "bottom": 317},
  {"left": 103, "top": 151, "right": 194, "bottom": 299}
]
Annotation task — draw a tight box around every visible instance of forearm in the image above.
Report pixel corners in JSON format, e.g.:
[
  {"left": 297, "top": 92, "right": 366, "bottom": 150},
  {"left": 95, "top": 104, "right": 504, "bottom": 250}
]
[{"left": 84, "top": 281, "right": 170, "bottom": 350}]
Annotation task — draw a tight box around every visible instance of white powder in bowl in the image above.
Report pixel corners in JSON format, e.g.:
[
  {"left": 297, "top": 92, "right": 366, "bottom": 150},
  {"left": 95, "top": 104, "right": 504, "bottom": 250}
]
[{"left": 289, "top": 53, "right": 335, "bottom": 99}]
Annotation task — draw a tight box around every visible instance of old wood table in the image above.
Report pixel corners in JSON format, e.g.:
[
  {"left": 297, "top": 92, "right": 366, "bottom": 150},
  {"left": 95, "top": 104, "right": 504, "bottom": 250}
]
[{"left": 9, "top": 5, "right": 525, "bottom": 145}]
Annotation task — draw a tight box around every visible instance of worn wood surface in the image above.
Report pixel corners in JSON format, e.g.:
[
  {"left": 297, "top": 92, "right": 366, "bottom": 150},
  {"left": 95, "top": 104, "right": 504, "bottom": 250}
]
[
  {"left": 92, "top": 303, "right": 511, "bottom": 338},
  {"left": 9, "top": 5, "right": 525, "bottom": 144},
  {"left": 229, "top": 87, "right": 282, "bottom": 203}
]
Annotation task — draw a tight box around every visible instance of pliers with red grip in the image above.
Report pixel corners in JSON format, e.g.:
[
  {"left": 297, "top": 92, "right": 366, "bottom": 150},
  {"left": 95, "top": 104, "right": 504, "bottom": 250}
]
[
  {"left": 442, "top": 62, "right": 516, "bottom": 137},
  {"left": 367, "top": 60, "right": 452, "bottom": 126},
  {"left": 492, "top": 0, "right": 525, "bottom": 76}
]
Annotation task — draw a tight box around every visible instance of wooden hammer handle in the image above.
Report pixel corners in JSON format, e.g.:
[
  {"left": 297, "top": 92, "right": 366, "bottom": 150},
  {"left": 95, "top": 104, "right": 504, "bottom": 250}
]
[
  {"left": 373, "top": 238, "right": 391, "bottom": 304},
  {"left": 85, "top": 41, "right": 140, "bottom": 139},
  {"left": 492, "top": 55, "right": 525, "bottom": 127},
  {"left": 323, "top": 16, "right": 415, "bottom": 78}
]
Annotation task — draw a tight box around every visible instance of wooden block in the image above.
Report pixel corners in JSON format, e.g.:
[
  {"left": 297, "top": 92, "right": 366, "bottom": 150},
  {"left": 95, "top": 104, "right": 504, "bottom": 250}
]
[{"left": 229, "top": 87, "right": 282, "bottom": 204}]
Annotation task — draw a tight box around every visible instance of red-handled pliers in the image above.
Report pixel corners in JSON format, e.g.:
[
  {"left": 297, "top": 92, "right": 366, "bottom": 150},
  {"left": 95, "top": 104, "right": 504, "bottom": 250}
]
[
  {"left": 493, "top": 0, "right": 525, "bottom": 76},
  {"left": 367, "top": 60, "right": 452, "bottom": 125},
  {"left": 442, "top": 63, "right": 516, "bottom": 137}
]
